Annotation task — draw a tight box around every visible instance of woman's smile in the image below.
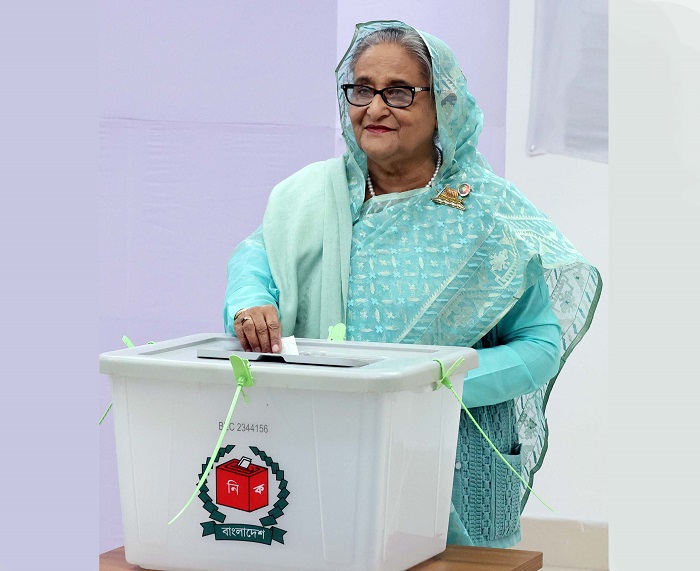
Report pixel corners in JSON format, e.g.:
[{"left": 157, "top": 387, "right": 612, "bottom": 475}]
[{"left": 365, "top": 124, "right": 395, "bottom": 134}]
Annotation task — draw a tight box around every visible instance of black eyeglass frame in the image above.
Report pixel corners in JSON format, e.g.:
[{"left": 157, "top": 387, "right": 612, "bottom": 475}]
[{"left": 341, "top": 84, "right": 432, "bottom": 109}]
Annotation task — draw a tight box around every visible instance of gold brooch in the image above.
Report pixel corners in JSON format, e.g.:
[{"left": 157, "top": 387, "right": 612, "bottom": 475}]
[{"left": 431, "top": 183, "right": 470, "bottom": 211}]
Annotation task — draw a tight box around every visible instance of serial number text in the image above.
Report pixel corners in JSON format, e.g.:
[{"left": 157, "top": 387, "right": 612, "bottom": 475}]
[{"left": 219, "top": 422, "right": 269, "bottom": 433}]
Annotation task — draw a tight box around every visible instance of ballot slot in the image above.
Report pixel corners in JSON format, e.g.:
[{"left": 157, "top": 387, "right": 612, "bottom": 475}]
[{"left": 196, "top": 348, "right": 376, "bottom": 368}]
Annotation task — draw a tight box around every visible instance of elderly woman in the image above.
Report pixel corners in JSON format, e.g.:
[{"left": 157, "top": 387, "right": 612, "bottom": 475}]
[{"left": 223, "top": 21, "right": 601, "bottom": 548}]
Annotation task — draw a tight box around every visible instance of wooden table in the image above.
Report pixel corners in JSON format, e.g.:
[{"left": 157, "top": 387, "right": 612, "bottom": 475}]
[{"left": 100, "top": 545, "right": 542, "bottom": 571}]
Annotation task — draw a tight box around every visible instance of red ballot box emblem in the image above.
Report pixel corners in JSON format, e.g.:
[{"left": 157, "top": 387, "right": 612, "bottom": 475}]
[{"left": 216, "top": 456, "right": 269, "bottom": 512}]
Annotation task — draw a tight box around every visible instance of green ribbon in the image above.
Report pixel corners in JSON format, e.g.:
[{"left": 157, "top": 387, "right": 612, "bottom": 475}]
[
  {"left": 98, "top": 335, "right": 150, "bottom": 426},
  {"left": 434, "top": 358, "right": 556, "bottom": 513},
  {"left": 168, "top": 354, "right": 255, "bottom": 525},
  {"left": 98, "top": 403, "right": 113, "bottom": 425}
]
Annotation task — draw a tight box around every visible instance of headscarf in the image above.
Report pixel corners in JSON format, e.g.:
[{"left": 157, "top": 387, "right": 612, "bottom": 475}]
[
  {"left": 335, "top": 21, "right": 602, "bottom": 509},
  {"left": 337, "top": 20, "right": 492, "bottom": 224}
]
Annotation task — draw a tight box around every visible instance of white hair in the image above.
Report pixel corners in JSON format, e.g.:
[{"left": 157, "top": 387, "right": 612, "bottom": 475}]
[{"left": 349, "top": 27, "right": 433, "bottom": 92}]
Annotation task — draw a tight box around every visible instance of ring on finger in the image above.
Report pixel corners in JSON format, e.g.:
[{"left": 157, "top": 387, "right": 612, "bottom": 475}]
[{"left": 240, "top": 315, "right": 253, "bottom": 325}]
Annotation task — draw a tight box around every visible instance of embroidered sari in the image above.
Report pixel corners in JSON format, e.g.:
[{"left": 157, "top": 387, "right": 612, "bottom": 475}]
[
  {"left": 230, "top": 20, "right": 601, "bottom": 547},
  {"left": 333, "top": 23, "right": 601, "bottom": 533}
]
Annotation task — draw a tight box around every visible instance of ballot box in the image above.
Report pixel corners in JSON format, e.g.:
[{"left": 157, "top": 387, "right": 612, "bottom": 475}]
[{"left": 99, "top": 334, "right": 478, "bottom": 571}]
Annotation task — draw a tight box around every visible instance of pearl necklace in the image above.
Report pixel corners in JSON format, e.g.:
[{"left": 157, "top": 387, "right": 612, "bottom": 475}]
[{"left": 367, "top": 148, "right": 443, "bottom": 198}]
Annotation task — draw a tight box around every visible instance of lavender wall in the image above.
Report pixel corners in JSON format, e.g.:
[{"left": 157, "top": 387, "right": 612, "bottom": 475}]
[{"left": 99, "top": 0, "right": 509, "bottom": 553}]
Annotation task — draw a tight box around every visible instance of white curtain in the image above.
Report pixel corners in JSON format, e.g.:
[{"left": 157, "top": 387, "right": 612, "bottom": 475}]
[{"left": 527, "top": 0, "right": 608, "bottom": 162}]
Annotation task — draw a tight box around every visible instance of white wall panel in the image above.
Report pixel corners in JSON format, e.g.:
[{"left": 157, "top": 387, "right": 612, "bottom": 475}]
[
  {"left": 506, "top": 0, "right": 608, "bottom": 525},
  {"left": 527, "top": 0, "right": 608, "bottom": 162}
]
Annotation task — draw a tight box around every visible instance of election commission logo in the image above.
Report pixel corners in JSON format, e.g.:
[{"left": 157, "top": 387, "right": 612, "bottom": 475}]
[{"left": 199, "top": 445, "right": 288, "bottom": 545}]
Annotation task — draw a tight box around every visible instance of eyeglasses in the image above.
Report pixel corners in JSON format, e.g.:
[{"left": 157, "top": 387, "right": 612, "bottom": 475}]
[{"left": 341, "top": 84, "right": 431, "bottom": 109}]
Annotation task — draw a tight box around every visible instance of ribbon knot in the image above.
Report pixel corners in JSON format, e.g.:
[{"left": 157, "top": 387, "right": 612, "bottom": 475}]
[
  {"left": 230, "top": 354, "right": 255, "bottom": 402},
  {"left": 433, "top": 356, "right": 465, "bottom": 392}
]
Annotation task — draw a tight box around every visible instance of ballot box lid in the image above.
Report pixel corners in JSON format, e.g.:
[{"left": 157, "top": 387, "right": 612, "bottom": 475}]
[{"left": 99, "top": 333, "right": 478, "bottom": 393}]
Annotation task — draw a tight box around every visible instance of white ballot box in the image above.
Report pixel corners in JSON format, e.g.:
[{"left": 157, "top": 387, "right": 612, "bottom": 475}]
[{"left": 99, "top": 334, "right": 478, "bottom": 571}]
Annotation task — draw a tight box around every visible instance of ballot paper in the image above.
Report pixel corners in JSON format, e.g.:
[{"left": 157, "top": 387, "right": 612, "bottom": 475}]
[{"left": 280, "top": 335, "right": 299, "bottom": 355}]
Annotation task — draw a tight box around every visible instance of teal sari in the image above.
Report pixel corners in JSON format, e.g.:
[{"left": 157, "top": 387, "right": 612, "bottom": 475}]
[{"left": 250, "top": 20, "right": 602, "bottom": 547}]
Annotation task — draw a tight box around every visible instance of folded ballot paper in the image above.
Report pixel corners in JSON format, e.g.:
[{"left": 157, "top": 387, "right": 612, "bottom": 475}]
[{"left": 280, "top": 335, "right": 299, "bottom": 356}]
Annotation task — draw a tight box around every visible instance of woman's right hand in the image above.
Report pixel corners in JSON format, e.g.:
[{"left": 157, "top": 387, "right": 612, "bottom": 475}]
[{"left": 233, "top": 305, "right": 282, "bottom": 353}]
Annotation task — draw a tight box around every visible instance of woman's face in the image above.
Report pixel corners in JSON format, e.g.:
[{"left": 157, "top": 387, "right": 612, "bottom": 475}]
[{"left": 349, "top": 43, "right": 437, "bottom": 169}]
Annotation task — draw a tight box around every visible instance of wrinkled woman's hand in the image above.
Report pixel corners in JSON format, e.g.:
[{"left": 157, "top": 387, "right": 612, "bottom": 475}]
[{"left": 233, "top": 305, "right": 282, "bottom": 353}]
